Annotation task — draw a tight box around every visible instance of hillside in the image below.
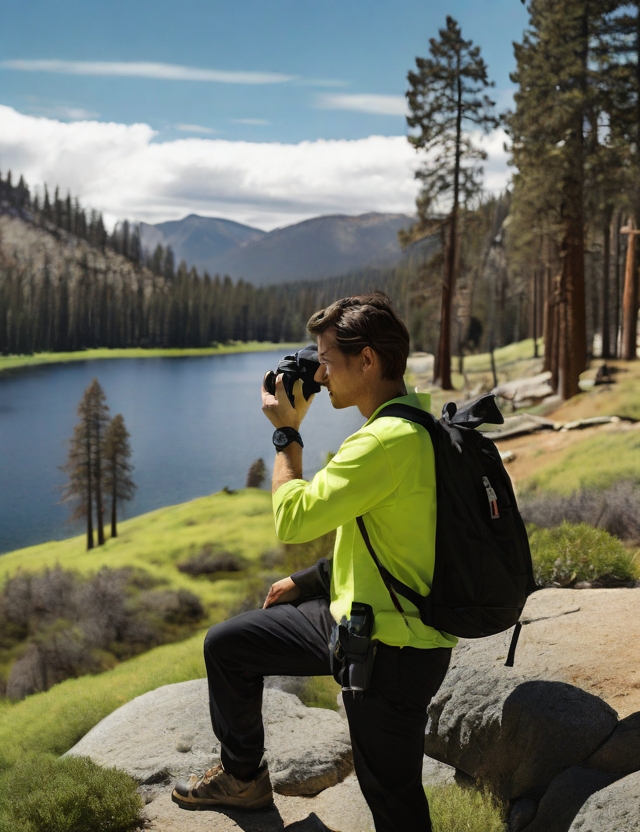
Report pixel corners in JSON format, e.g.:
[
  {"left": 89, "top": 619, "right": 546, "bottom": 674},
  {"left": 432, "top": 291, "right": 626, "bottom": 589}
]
[{"left": 141, "top": 212, "right": 416, "bottom": 285}]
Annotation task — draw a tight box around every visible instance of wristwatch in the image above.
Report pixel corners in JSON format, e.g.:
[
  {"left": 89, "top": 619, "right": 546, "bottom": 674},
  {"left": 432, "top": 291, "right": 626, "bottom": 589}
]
[{"left": 272, "top": 427, "right": 304, "bottom": 451}]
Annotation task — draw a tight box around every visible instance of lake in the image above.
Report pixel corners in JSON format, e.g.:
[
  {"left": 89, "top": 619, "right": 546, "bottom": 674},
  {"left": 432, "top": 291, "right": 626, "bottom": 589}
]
[{"left": 0, "top": 351, "right": 366, "bottom": 554}]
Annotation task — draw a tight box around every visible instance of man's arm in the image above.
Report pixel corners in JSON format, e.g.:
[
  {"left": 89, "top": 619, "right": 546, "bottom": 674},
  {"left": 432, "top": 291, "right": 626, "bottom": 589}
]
[
  {"left": 271, "top": 442, "right": 302, "bottom": 494},
  {"left": 261, "top": 374, "right": 314, "bottom": 607}
]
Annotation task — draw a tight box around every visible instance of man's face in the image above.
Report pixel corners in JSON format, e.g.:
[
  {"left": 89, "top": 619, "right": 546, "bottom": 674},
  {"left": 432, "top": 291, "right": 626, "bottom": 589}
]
[{"left": 314, "top": 329, "right": 363, "bottom": 410}]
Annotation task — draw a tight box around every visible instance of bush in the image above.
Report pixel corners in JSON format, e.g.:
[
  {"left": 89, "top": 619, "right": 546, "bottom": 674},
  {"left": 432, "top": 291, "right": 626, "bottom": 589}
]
[
  {"left": 0, "top": 752, "right": 142, "bottom": 832},
  {"left": 245, "top": 458, "right": 267, "bottom": 488},
  {"left": 425, "top": 784, "right": 504, "bottom": 832},
  {"left": 1, "top": 566, "right": 204, "bottom": 699},
  {"left": 177, "top": 545, "right": 248, "bottom": 576},
  {"left": 528, "top": 522, "right": 638, "bottom": 587},
  {"left": 520, "top": 481, "right": 640, "bottom": 541}
]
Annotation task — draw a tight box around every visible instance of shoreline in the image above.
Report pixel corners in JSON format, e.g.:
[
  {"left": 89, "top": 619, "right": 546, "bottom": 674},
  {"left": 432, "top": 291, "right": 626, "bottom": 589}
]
[{"left": 0, "top": 342, "right": 302, "bottom": 376}]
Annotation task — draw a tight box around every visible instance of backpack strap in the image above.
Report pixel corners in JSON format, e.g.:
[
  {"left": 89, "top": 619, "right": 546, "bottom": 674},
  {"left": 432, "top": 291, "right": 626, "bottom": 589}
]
[
  {"left": 355, "top": 516, "right": 426, "bottom": 616},
  {"left": 356, "top": 403, "right": 438, "bottom": 623},
  {"left": 505, "top": 621, "right": 523, "bottom": 667}
]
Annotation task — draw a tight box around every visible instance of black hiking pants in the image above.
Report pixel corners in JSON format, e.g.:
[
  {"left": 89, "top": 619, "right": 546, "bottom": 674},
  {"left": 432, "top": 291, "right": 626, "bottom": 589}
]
[{"left": 203, "top": 598, "right": 452, "bottom": 832}]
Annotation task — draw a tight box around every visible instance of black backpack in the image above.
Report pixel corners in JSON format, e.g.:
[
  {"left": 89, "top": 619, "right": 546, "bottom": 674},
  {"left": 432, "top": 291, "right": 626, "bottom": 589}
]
[{"left": 356, "top": 394, "right": 536, "bottom": 666}]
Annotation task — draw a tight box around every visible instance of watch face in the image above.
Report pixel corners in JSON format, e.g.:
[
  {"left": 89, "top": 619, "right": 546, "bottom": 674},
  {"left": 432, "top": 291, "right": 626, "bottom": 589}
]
[{"left": 273, "top": 429, "right": 288, "bottom": 447}]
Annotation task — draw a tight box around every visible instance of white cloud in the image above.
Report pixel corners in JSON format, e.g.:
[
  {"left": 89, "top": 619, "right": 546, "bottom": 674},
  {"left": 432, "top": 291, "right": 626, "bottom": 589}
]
[
  {"left": 1, "top": 60, "right": 295, "bottom": 85},
  {"left": 477, "top": 128, "right": 512, "bottom": 196},
  {"left": 316, "top": 93, "right": 408, "bottom": 117},
  {"left": 175, "top": 123, "right": 218, "bottom": 134},
  {"left": 230, "top": 118, "right": 269, "bottom": 126},
  {"left": 0, "top": 105, "right": 510, "bottom": 231}
]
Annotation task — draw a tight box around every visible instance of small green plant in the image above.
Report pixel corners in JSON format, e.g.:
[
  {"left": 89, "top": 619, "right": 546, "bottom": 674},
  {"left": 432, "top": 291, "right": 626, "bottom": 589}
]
[
  {"left": 0, "top": 752, "right": 142, "bottom": 832},
  {"left": 298, "top": 675, "right": 341, "bottom": 711},
  {"left": 528, "top": 521, "right": 638, "bottom": 587},
  {"left": 425, "top": 784, "right": 504, "bottom": 832}
]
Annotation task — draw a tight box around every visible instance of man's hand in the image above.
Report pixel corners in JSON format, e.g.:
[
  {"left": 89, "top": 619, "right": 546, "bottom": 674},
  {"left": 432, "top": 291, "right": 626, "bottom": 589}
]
[
  {"left": 263, "top": 576, "right": 301, "bottom": 608},
  {"left": 262, "top": 375, "right": 314, "bottom": 431}
]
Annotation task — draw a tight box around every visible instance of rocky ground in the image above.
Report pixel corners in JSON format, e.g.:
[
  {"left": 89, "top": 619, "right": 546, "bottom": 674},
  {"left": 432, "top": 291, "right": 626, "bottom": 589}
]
[{"left": 65, "top": 588, "right": 640, "bottom": 832}]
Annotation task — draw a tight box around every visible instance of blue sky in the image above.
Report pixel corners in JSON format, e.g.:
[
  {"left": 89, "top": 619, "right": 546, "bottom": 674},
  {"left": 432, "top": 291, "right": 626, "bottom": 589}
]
[{"left": 0, "top": 1, "right": 529, "bottom": 228}]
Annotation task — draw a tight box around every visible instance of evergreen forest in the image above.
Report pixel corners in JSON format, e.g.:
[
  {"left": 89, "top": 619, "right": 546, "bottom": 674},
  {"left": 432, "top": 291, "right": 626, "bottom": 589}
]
[
  {"left": 0, "top": 172, "right": 400, "bottom": 353},
  {"left": 2, "top": 1, "right": 640, "bottom": 403}
]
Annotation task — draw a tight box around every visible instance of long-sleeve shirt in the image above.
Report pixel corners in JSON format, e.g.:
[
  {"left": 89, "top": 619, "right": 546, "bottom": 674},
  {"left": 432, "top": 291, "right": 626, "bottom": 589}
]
[{"left": 273, "top": 391, "right": 457, "bottom": 650}]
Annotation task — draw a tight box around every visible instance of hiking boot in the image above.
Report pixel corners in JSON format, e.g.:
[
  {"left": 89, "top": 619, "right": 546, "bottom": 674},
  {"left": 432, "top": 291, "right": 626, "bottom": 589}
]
[{"left": 171, "top": 764, "right": 273, "bottom": 811}]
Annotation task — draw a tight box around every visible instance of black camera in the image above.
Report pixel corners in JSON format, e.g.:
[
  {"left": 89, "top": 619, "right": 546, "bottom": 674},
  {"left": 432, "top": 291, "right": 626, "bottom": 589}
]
[{"left": 264, "top": 345, "right": 322, "bottom": 407}]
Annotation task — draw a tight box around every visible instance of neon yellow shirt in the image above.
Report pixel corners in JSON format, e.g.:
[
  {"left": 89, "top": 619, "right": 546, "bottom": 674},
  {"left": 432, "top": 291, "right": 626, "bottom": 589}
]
[{"left": 273, "top": 391, "right": 457, "bottom": 650}]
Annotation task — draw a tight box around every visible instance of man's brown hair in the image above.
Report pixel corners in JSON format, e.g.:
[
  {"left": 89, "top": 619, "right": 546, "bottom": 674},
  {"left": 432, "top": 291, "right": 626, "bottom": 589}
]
[{"left": 307, "top": 291, "right": 410, "bottom": 380}]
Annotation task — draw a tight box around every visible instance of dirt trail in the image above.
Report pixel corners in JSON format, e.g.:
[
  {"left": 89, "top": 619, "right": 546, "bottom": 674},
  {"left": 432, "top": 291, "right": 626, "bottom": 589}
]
[{"left": 498, "top": 420, "right": 640, "bottom": 492}]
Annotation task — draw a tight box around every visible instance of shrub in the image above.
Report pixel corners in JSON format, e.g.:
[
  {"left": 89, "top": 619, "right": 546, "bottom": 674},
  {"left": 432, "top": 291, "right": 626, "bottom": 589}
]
[
  {"left": 6, "top": 622, "right": 102, "bottom": 700},
  {"left": 1, "top": 566, "right": 204, "bottom": 699},
  {"left": 245, "top": 458, "right": 267, "bottom": 488},
  {"left": 528, "top": 522, "right": 638, "bottom": 587},
  {"left": 0, "top": 752, "right": 142, "bottom": 832},
  {"left": 520, "top": 481, "right": 640, "bottom": 541},
  {"left": 425, "top": 784, "right": 504, "bottom": 832},
  {"left": 177, "top": 545, "right": 248, "bottom": 576}
]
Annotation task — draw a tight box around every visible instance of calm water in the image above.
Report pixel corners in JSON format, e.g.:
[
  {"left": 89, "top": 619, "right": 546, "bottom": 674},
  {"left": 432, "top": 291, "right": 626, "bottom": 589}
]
[{"left": 0, "top": 352, "right": 365, "bottom": 554}]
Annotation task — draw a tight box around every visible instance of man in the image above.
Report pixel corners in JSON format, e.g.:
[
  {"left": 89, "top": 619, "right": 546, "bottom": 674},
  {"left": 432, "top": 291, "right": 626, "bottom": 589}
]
[{"left": 172, "top": 292, "right": 456, "bottom": 832}]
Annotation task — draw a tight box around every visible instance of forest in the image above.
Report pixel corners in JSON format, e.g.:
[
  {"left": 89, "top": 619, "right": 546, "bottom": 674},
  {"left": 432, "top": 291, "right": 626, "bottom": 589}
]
[
  {"left": 2, "top": 1, "right": 640, "bottom": 404},
  {"left": 0, "top": 172, "right": 400, "bottom": 352}
]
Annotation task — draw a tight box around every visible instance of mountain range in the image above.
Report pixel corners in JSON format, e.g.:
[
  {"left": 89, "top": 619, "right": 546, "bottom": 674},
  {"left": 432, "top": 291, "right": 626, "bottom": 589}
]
[{"left": 139, "top": 212, "right": 415, "bottom": 286}]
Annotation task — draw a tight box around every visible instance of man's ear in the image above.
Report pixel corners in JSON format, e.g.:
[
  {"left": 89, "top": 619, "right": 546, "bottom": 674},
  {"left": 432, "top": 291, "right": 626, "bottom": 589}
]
[{"left": 361, "top": 346, "right": 376, "bottom": 372}]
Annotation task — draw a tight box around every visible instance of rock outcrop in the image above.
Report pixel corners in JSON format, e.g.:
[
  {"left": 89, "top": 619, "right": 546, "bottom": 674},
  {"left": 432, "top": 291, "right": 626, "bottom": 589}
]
[
  {"left": 424, "top": 588, "right": 640, "bottom": 832},
  {"left": 425, "top": 674, "right": 617, "bottom": 800},
  {"left": 66, "top": 679, "right": 353, "bottom": 797},
  {"left": 568, "top": 770, "right": 640, "bottom": 831}
]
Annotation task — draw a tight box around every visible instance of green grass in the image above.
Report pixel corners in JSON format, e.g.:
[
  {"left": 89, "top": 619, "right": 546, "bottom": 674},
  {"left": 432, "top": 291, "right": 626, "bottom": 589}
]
[
  {"left": 298, "top": 675, "right": 341, "bottom": 711},
  {"left": 0, "top": 489, "right": 279, "bottom": 614},
  {"left": 0, "top": 489, "right": 339, "bottom": 771},
  {"left": 528, "top": 522, "right": 639, "bottom": 587},
  {"left": 0, "top": 342, "right": 300, "bottom": 375},
  {"left": 409, "top": 338, "right": 546, "bottom": 417},
  {"left": 0, "top": 753, "right": 142, "bottom": 832},
  {"left": 426, "top": 784, "right": 505, "bottom": 832},
  {"left": 0, "top": 630, "right": 208, "bottom": 771},
  {"left": 520, "top": 431, "right": 640, "bottom": 495}
]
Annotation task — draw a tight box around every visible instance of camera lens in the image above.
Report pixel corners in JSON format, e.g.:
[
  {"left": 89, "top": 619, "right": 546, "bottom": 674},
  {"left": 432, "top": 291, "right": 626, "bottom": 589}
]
[{"left": 264, "top": 371, "right": 277, "bottom": 395}]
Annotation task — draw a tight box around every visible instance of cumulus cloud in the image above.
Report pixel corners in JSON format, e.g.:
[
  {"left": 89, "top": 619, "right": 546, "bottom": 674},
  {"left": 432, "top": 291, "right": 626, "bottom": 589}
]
[
  {"left": 316, "top": 93, "right": 408, "bottom": 116},
  {"left": 1, "top": 60, "right": 295, "bottom": 85},
  {"left": 0, "top": 105, "right": 510, "bottom": 230}
]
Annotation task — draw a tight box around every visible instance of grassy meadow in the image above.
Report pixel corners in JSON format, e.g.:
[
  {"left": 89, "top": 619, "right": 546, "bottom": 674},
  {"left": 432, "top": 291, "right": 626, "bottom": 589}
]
[
  {"left": 0, "top": 487, "right": 341, "bottom": 771},
  {"left": 0, "top": 341, "right": 300, "bottom": 376},
  {"left": 0, "top": 337, "right": 638, "bottom": 831}
]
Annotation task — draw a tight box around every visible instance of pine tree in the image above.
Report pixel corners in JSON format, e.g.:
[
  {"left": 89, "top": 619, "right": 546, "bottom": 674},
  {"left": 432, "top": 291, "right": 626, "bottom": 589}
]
[
  {"left": 103, "top": 414, "right": 135, "bottom": 538},
  {"left": 405, "top": 16, "right": 499, "bottom": 388},
  {"left": 508, "top": 0, "right": 618, "bottom": 396},
  {"left": 60, "top": 378, "right": 110, "bottom": 549}
]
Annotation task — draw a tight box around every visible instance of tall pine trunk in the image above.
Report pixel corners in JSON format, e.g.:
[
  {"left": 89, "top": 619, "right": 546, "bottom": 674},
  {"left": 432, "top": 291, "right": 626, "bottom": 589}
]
[
  {"left": 613, "top": 212, "right": 622, "bottom": 356},
  {"left": 86, "top": 430, "right": 94, "bottom": 551},
  {"left": 111, "top": 462, "right": 118, "bottom": 538},
  {"left": 621, "top": 216, "right": 639, "bottom": 360},
  {"left": 601, "top": 209, "right": 612, "bottom": 359},
  {"left": 95, "top": 421, "right": 105, "bottom": 545},
  {"left": 435, "top": 65, "right": 462, "bottom": 391}
]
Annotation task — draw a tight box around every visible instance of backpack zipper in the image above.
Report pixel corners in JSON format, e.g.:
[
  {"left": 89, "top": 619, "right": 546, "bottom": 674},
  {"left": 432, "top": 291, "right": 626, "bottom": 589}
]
[{"left": 482, "top": 476, "right": 500, "bottom": 520}]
